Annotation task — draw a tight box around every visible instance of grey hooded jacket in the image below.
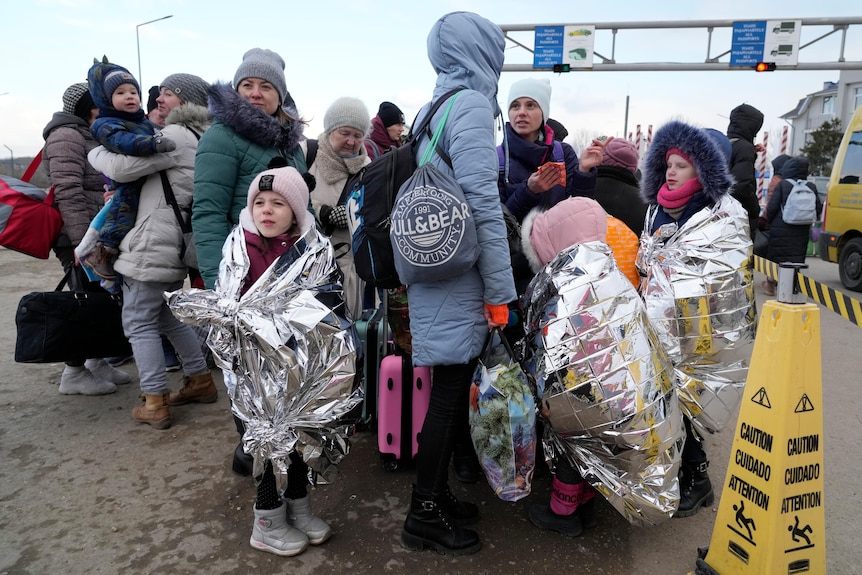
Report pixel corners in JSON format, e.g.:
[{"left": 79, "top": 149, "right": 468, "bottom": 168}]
[{"left": 406, "top": 12, "right": 516, "bottom": 367}]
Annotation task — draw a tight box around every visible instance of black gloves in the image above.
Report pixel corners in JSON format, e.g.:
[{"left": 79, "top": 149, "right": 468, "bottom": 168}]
[{"left": 320, "top": 204, "right": 348, "bottom": 230}]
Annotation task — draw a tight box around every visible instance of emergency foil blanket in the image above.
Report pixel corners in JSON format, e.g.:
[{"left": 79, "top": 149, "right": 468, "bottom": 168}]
[
  {"left": 524, "top": 241, "right": 684, "bottom": 525},
  {"left": 167, "top": 226, "right": 360, "bottom": 492},
  {"left": 636, "top": 195, "right": 757, "bottom": 436}
]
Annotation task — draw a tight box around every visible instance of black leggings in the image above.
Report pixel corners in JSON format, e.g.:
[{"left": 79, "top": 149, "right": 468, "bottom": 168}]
[
  {"left": 256, "top": 452, "right": 309, "bottom": 510},
  {"left": 415, "top": 360, "right": 477, "bottom": 496}
]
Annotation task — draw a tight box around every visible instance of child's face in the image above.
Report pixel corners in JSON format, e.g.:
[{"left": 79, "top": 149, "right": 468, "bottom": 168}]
[
  {"left": 111, "top": 83, "right": 141, "bottom": 113},
  {"left": 665, "top": 154, "right": 697, "bottom": 190},
  {"left": 252, "top": 191, "right": 294, "bottom": 238}
]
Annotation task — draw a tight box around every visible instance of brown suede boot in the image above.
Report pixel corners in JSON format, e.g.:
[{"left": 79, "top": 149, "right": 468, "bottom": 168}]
[
  {"left": 168, "top": 371, "right": 218, "bottom": 406},
  {"left": 132, "top": 393, "right": 171, "bottom": 430}
]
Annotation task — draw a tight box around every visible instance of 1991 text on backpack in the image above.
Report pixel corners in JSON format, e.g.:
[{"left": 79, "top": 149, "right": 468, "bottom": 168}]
[{"left": 342, "top": 88, "right": 462, "bottom": 289}]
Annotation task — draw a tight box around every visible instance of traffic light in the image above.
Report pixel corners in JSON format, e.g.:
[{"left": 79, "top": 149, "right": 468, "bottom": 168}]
[
  {"left": 552, "top": 63, "right": 571, "bottom": 73},
  {"left": 755, "top": 62, "right": 777, "bottom": 72}
]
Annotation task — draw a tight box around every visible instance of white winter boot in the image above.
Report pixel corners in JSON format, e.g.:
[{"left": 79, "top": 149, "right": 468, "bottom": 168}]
[
  {"left": 58, "top": 365, "right": 117, "bottom": 395},
  {"left": 287, "top": 495, "right": 332, "bottom": 545},
  {"left": 250, "top": 502, "right": 309, "bottom": 556},
  {"left": 85, "top": 358, "right": 132, "bottom": 385}
]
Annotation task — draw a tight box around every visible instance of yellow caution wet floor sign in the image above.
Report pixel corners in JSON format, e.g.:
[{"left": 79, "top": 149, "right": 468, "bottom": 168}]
[{"left": 699, "top": 301, "right": 825, "bottom": 574}]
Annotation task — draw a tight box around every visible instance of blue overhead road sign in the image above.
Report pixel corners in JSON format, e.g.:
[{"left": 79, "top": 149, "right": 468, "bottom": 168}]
[
  {"left": 534, "top": 26, "right": 564, "bottom": 68},
  {"left": 731, "top": 21, "right": 767, "bottom": 67}
]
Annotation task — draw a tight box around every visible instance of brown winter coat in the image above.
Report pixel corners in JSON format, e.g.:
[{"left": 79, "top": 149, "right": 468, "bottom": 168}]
[{"left": 42, "top": 112, "right": 105, "bottom": 246}]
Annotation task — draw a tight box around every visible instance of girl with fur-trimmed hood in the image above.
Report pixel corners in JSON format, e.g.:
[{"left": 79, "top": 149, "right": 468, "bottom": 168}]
[{"left": 637, "top": 120, "right": 756, "bottom": 519}]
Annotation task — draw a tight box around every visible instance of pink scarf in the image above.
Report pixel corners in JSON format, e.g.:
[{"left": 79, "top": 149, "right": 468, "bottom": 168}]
[{"left": 657, "top": 178, "right": 703, "bottom": 209}]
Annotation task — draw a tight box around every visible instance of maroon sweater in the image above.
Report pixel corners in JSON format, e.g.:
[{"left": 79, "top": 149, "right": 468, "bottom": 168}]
[{"left": 241, "top": 229, "right": 297, "bottom": 295}]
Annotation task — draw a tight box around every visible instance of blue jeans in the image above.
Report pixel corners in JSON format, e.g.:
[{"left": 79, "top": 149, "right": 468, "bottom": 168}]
[
  {"left": 415, "top": 360, "right": 477, "bottom": 496},
  {"left": 121, "top": 277, "right": 208, "bottom": 394}
]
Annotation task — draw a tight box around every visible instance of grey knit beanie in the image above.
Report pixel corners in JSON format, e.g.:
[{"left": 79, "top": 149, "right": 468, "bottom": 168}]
[
  {"left": 160, "top": 73, "right": 210, "bottom": 108},
  {"left": 323, "top": 97, "right": 370, "bottom": 136},
  {"left": 233, "top": 48, "right": 287, "bottom": 105},
  {"left": 62, "top": 83, "right": 91, "bottom": 116},
  {"left": 103, "top": 68, "right": 141, "bottom": 100}
]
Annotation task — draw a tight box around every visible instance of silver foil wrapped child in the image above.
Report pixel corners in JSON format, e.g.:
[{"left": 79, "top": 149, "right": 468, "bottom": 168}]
[
  {"left": 637, "top": 194, "right": 756, "bottom": 436},
  {"left": 166, "top": 223, "right": 360, "bottom": 492},
  {"left": 523, "top": 239, "right": 684, "bottom": 525}
]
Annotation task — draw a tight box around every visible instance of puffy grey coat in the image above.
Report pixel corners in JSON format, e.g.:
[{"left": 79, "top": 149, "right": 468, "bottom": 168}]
[
  {"left": 88, "top": 103, "right": 211, "bottom": 283},
  {"left": 406, "top": 12, "right": 516, "bottom": 367},
  {"left": 42, "top": 112, "right": 105, "bottom": 246}
]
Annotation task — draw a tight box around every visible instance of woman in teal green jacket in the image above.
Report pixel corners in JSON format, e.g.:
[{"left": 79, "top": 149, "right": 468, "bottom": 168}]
[{"left": 193, "top": 48, "right": 307, "bottom": 289}]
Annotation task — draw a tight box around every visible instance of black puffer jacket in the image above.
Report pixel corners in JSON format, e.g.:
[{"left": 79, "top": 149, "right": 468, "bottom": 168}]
[
  {"left": 766, "top": 156, "right": 821, "bottom": 264},
  {"left": 595, "top": 165, "right": 647, "bottom": 236},
  {"left": 727, "top": 104, "right": 764, "bottom": 236}
]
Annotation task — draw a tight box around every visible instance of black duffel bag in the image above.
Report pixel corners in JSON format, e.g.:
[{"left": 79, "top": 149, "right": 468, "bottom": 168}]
[{"left": 14, "top": 268, "right": 131, "bottom": 363}]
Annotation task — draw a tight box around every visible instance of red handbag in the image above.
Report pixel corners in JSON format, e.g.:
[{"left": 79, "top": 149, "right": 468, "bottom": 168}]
[{"left": 0, "top": 151, "right": 63, "bottom": 259}]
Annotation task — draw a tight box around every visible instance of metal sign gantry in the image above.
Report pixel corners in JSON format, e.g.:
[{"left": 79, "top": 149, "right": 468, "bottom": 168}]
[{"left": 499, "top": 17, "right": 862, "bottom": 72}]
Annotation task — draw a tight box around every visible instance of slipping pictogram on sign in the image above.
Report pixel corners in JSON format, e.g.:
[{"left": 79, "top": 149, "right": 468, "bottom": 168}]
[
  {"left": 787, "top": 515, "right": 814, "bottom": 552},
  {"left": 728, "top": 499, "right": 757, "bottom": 544}
]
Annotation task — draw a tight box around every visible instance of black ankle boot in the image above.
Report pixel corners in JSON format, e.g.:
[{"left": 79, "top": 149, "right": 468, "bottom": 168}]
[
  {"left": 452, "top": 454, "right": 481, "bottom": 484},
  {"left": 676, "top": 460, "right": 714, "bottom": 518},
  {"left": 436, "top": 485, "right": 480, "bottom": 526},
  {"left": 401, "top": 488, "right": 481, "bottom": 556},
  {"left": 528, "top": 504, "right": 583, "bottom": 537},
  {"left": 232, "top": 442, "right": 254, "bottom": 476}
]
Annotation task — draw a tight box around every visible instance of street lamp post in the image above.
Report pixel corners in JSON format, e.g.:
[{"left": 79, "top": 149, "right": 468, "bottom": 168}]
[
  {"left": 3, "top": 145, "right": 13, "bottom": 176},
  {"left": 136, "top": 15, "right": 173, "bottom": 87}
]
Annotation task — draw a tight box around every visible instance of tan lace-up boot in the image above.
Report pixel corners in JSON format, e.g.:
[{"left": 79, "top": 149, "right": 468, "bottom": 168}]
[
  {"left": 168, "top": 371, "right": 218, "bottom": 406},
  {"left": 132, "top": 393, "right": 171, "bottom": 429}
]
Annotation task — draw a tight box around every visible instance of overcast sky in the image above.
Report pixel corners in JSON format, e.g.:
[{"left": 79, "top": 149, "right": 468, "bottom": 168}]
[{"left": 2, "top": 0, "right": 860, "bottom": 162}]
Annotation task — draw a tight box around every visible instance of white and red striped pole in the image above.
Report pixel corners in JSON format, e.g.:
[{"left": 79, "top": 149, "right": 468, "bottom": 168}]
[
  {"left": 757, "top": 131, "right": 768, "bottom": 210},
  {"left": 780, "top": 126, "right": 789, "bottom": 155},
  {"left": 628, "top": 132, "right": 633, "bottom": 142},
  {"left": 646, "top": 124, "right": 653, "bottom": 153},
  {"left": 635, "top": 124, "right": 642, "bottom": 157}
]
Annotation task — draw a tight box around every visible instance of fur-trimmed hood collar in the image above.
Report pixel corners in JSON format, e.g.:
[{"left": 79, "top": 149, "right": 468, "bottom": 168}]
[
  {"left": 640, "top": 120, "right": 734, "bottom": 205},
  {"left": 520, "top": 197, "right": 608, "bottom": 273},
  {"left": 164, "top": 102, "right": 211, "bottom": 135},
  {"left": 207, "top": 82, "right": 303, "bottom": 152}
]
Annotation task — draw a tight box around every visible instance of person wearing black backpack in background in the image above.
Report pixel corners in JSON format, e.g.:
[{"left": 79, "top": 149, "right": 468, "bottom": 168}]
[
  {"left": 762, "top": 156, "right": 821, "bottom": 296},
  {"left": 398, "top": 11, "right": 515, "bottom": 557}
]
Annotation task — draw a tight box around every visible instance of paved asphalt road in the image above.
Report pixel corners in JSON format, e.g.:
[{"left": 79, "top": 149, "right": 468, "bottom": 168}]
[{"left": 0, "top": 248, "right": 859, "bottom": 574}]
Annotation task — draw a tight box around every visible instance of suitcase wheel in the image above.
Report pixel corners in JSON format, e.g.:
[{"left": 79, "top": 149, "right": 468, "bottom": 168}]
[{"left": 380, "top": 454, "right": 399, "bottom": 472}]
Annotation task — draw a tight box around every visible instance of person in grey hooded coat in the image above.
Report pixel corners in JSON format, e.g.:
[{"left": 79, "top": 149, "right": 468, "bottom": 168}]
[{"left": 399, "top": 11, "right": 516, "bottom": 557}]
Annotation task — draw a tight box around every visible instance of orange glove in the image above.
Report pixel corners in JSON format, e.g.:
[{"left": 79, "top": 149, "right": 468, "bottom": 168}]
[{"left": 485, "top": 303, "right": 509, "bottom": 326}]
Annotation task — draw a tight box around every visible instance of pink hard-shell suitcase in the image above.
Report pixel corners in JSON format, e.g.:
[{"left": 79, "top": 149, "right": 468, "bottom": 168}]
[{"left": 377, "top": 354, "right": 432, "bottom": 471}]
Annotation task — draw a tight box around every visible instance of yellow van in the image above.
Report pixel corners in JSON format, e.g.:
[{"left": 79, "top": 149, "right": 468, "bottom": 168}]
[{"left": 818, "top": 105, "right": 862, "bottom": 290}]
